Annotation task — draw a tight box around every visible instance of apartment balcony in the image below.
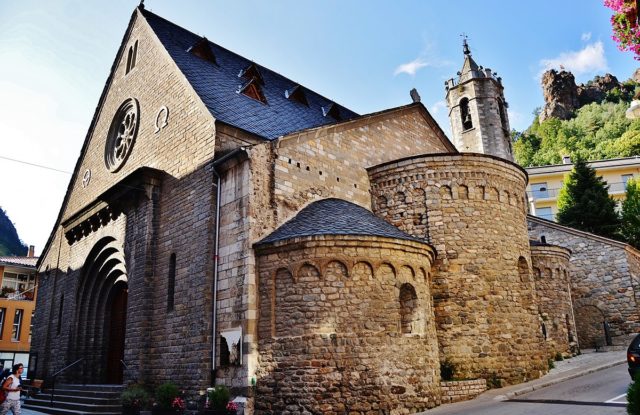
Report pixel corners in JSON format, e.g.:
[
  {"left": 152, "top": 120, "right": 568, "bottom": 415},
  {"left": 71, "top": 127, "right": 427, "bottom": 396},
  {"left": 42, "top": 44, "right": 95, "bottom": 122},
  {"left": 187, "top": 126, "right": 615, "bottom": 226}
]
[{"left": 528, "top": 181, "right": 627, "bottom": 201}]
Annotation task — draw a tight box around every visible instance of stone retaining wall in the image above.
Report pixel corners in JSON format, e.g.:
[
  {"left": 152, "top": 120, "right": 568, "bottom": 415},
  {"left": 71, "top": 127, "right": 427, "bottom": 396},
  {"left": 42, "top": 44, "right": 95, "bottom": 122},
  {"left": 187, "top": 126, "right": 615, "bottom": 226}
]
[
  {"left": 528, "top": 216, "right": 640, "bottom": 346},
  {"left": 440, "top": 379, "right": 487, "bottom": 404}
]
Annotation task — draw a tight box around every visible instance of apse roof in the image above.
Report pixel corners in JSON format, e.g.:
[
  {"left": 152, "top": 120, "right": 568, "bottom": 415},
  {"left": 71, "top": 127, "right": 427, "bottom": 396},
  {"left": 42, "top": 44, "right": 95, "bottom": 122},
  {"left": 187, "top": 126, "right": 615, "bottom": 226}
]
[
  {"left": 142, "top": 9, "right": 359, "bottom": 140},
  {"left": 256, "top": 198, "right": 428, "bottom": 246}
]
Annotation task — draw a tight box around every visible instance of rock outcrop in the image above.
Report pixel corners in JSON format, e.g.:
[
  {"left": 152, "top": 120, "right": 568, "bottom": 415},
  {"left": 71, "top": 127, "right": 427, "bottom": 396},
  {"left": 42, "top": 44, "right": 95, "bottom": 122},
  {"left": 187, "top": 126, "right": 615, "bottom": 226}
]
[
  {"left": 539, "top": 70, "right": 630, "bottom": 123},
  {"left": 539, "top": 70, "right": 579, "bottom": 122}
]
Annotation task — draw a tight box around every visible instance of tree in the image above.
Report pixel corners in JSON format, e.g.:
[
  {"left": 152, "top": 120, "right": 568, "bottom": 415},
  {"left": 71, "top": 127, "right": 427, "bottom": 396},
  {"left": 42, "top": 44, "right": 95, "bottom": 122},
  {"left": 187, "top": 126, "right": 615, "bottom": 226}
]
[
  {"left": 556, "top": 159, "right": 621, "bottom": 238},
  {"left": 620, "top": 177, "right": 640, "bottom": 248}
]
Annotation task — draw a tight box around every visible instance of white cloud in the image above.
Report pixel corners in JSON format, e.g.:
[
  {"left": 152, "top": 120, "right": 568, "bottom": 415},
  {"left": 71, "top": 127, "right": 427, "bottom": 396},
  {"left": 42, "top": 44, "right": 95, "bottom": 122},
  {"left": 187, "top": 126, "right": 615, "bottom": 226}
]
[
  {"left": 507, "top": 109, "right": 525, "bottom": 131},
  {"left": 394, "top": 58, "right": 429, "bottom": 76},
  {"left": 430, "top": 100, "right": 447, "bottom": 115},
  {"left": 538, "top": 41, "right": 608, "bottom": 77},
  {"left": 581, "top": 32, "right": 592, "bottom": 42}
]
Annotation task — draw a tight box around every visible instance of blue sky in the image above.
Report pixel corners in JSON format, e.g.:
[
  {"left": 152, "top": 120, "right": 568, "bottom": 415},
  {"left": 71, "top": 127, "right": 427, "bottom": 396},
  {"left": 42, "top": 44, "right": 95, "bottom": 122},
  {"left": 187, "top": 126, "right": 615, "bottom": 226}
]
[{"left": 0, "top": 0, "right": 637, "bottom": 254}]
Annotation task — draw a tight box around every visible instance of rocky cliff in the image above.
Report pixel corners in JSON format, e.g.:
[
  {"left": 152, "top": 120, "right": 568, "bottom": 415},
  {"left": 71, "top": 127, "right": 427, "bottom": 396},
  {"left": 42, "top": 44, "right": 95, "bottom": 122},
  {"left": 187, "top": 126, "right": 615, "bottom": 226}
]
[{"left": 539, "top": 70, "right": 634, "bottom": 122}]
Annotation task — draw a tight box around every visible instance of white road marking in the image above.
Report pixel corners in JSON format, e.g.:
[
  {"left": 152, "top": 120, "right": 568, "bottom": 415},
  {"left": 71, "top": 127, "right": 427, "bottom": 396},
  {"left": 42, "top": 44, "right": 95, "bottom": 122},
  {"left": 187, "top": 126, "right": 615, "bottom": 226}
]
[{"left": 605, "top": 393, "right": 627, "bottom": 403}]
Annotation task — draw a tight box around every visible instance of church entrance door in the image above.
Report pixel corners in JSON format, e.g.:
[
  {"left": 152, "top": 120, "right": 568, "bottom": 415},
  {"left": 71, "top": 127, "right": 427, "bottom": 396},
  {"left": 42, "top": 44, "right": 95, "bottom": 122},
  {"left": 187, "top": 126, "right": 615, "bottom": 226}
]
[{"left": 105, "top": 282, "right": 127, "bottom": 384}]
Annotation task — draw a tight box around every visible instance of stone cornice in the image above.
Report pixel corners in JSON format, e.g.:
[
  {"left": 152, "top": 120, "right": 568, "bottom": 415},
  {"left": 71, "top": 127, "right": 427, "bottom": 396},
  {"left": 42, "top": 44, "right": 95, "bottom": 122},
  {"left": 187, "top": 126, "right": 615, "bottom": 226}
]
[{"left": 62, "top": 167, "right": 165, "bottom": 245}]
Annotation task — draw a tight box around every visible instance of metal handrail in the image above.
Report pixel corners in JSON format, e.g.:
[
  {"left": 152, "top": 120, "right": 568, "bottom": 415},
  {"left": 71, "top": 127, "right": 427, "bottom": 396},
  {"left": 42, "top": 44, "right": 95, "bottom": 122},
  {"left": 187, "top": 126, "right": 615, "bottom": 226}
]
[
  {"left": 120, "top": 359, "right": 128, "bottom": 370},
  {"left": 49, "top": 358, "right": 84, "bottom": 406}
]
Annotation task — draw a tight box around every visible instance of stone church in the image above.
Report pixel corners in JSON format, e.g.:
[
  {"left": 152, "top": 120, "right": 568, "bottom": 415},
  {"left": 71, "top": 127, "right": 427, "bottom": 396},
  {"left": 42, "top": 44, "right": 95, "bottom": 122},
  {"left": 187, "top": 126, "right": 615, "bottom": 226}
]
[{"left": 32, "top": 5, "right": 639, "bottom": 414}]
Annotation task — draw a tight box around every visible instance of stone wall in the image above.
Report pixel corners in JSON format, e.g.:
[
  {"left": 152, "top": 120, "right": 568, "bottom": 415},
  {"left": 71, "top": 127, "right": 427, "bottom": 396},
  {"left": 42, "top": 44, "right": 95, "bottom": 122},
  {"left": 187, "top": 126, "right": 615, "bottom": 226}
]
[
  {"left": 272, "top": 104, "right": 453, "bottom": 222},
  {"left": 528, "top": 216, "right": 640, "bottom": 346},
  {"left": 255, "top": 235, "right": 440, "bottom": 414},
  {"left": 368, "top": 153, "right": 547, "bottom": 384},
  {"left": 440, "top": 379, "right": 487, "bottom": 404},
  {"left": 530, "top": 244, "right": 577, "bottom": 356}
]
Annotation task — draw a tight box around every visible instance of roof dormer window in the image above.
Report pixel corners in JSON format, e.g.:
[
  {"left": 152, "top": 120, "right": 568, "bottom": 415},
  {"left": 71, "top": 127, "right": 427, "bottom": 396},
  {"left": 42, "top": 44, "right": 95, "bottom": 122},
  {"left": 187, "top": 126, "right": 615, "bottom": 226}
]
[
  {"left": 237, "top": 78, "right": 267, "bottom": 104},
  {"left": 125, "top": 40, "right": 138, "bottom": 75},
  {"left": 238, "top": 63, "right": 264, "bottom": 85},
  {"left": 285, "top": 85, "right": 309, "bottom": 106},
  {"left": 322, "top": 103, "right": 342, "bottom": 121},
  {"left": 188, "top": 37, "right": 217, "bottom": 65}
]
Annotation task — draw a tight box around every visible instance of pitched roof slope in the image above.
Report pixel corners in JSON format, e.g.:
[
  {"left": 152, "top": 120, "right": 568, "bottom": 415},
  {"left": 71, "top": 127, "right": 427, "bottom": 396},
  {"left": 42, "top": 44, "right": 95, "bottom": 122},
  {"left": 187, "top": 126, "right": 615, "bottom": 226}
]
[
  {"left": 0, "top": 256, "right": 38, "bottom": 268},
  {"left": 256, "top": 198, "right": 428, "bottom": 245},
  {"left": 141, "top": 9, "right": 359, "bottom": 140}
]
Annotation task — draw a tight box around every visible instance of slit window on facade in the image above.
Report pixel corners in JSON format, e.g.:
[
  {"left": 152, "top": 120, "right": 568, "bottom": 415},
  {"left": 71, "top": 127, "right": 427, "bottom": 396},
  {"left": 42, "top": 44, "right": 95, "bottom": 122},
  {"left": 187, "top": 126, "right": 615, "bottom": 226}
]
[
  {"left": 460, "top": 98, "right": 473, "bottom": 130},
  {"left": 168, "top": 253, "right": 176, "bottom": 312},
  {"left": 12, "top": 309, "right": 23, "bottom": 341},
  {"left": 498, "top": 99, "right": 508, "bottom": 131},
  {"left": 126, "top": 40, "right": 138, "bottom": 75},
  {"left": 0, "top": 308, "right": 5, "bottom": 339},
  {"left": 57, "top": 295, "right": 64, "bottom": 335},
  {"left": 29, "top": 311, "right": 34, "bottom": 344}
]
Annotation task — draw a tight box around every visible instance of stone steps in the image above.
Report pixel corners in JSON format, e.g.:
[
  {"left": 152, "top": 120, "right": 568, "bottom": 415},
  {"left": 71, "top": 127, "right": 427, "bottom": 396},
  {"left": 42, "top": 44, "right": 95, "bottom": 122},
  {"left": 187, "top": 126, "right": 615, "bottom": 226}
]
[{"left": 23, "top": 384, "right": 122, "bottom": 415}]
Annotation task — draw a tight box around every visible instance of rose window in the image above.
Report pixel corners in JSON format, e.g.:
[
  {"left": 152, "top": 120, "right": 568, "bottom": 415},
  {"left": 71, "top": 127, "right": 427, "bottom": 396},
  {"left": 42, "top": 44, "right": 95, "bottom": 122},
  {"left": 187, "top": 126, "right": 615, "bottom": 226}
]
[{"left": 105, "top": 98, "right": 140, "bottom": 172}]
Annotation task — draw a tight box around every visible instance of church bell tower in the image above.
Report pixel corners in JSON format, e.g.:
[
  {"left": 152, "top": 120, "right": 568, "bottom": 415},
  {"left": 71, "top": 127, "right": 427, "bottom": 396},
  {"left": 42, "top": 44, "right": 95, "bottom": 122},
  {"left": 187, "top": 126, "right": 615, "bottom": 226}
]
[{"left": 445, "top": 38, "right": 513, "bottom": 161}]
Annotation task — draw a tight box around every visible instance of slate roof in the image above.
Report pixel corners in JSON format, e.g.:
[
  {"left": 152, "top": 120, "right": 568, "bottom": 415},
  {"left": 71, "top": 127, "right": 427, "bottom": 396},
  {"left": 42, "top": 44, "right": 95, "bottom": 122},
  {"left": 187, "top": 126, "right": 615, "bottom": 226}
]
[
  {"left": 0, "top": 256, "right": 38, "bottom": 268},
  {"left": 142, "top": 9, "right": 359, "bottom": 140},
  {"left": 256, "top": 198, "right": 428, "bottom": 246}
]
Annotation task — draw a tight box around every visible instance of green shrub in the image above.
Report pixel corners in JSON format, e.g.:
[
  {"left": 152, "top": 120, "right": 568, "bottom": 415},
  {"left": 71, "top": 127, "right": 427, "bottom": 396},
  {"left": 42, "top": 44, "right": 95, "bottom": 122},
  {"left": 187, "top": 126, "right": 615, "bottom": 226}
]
[
  {"left": 155, "top": 382, "right": 180, "bottom": 409},
  {"left": 486, "top": 373, "right": 502, "bottom": 389},
  {"left": 627, "top": 372, "right": 640, "bottom": 414},
  {"left": 440, "top": 359, "right": 456, "bottom": 381},
  {"left": 554, "top": 352, "right": 564, "bottom": 361},
  {"left": 208, "top": 385, "right": 231, "bottom": 410},
  {"left": 548, "top": 358, "right": 555, "bottom": 370},
  {"left": 121, "top": 384, "right": 150, "bottom": 409}
]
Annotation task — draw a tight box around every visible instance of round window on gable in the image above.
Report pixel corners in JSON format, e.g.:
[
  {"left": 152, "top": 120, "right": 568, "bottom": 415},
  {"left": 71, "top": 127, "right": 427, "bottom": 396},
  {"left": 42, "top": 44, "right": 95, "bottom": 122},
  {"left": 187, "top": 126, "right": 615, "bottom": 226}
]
[{"left": 105, "top": 98, "right": 140, "bottom": 172}]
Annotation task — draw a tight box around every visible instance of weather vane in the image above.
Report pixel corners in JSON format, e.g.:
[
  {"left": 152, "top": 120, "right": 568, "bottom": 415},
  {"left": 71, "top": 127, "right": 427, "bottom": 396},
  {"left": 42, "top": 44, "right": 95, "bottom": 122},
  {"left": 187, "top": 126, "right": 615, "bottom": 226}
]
[{"left": 461, "top": 33, "right": 471, "bottom": 56}]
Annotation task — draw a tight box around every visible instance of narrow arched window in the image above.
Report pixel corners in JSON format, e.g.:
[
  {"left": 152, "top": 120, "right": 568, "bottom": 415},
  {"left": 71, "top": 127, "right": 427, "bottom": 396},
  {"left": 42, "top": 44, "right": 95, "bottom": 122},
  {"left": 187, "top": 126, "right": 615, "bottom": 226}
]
[
  {"left": 517, "top": 257, "right": 529, "bottom": 283},
  {"left": 399, "top": 283, "right": 418, "bottom": 334},
  {"left": 125, "top": 40, "right": 138, "bottom": 75},
  {"left": 167, "top": 253, "right": 176, "bottom": 312},
  {"left": 460, "top": 98, "right": 473, "bottom": 130},
  {"left": 57, "top": 295, "right": 64, "bottom": 335}
]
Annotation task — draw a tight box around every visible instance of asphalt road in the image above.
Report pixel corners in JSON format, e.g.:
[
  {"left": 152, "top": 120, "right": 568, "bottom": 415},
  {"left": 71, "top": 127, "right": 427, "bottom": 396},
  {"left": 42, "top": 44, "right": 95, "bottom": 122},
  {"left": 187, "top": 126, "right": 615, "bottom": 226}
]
[{"left": 422, "top": 364, "right": 630, "bottom": 415}]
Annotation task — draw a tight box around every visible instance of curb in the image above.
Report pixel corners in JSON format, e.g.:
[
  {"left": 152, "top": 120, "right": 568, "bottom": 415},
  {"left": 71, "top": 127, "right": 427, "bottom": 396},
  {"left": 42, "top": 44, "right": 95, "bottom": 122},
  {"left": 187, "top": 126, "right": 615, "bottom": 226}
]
[{"left": 495, "top": 359, "right": 626, "bottom": 401}]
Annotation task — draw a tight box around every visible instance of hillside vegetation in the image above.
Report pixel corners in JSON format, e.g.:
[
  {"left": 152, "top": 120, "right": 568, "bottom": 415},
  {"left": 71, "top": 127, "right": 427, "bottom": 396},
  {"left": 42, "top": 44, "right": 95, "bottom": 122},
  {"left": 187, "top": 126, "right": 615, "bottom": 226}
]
[
  {"left": 0, "top": 208, "right": 27, "bottom": 257},
  {"left": 513, "top": 76, "right": 640, "bottom": 167}
]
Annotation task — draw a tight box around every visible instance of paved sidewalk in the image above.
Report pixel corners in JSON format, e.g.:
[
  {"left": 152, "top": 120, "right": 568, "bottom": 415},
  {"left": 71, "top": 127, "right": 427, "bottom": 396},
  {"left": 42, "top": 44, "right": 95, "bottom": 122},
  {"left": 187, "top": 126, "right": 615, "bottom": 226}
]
[
  {"left": 18, "top": 350, "right": 630, "bottom": 415},
  {"left": 494, "top": 348, "right": 627, "bottom": 401},
  {"left": 420, "top": 348, "right": 627, "bottom": 414}
]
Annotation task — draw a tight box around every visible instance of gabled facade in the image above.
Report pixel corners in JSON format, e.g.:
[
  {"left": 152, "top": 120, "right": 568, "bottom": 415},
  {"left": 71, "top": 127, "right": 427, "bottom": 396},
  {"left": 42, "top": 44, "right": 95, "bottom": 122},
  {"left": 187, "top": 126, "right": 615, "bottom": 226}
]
[{"left": 32, "top": 6, "right": 639, "bottom": 415}]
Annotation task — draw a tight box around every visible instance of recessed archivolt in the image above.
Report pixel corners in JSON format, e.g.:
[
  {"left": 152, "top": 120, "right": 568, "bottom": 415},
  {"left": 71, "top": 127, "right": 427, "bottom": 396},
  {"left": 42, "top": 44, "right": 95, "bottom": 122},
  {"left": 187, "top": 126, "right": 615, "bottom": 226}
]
[
  {"left": 373, "top": 179, "right": 524, "bottom": 211},
  {"left": 439, "top": 185, "right": 453, "bottom": 200},
  {"left": 399, "top": 265, "right": 415, "bottom": 282}
]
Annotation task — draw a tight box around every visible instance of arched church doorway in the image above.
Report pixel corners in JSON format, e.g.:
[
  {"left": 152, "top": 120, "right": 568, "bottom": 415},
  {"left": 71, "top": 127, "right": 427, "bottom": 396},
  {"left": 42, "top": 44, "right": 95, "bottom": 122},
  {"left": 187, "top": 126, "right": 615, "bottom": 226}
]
[
  {"left": 106, "top": 281, "right": 127, "bottom": 384},
  {"left": 74, "top": 237, "right": 128, "bottom": 384}
]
